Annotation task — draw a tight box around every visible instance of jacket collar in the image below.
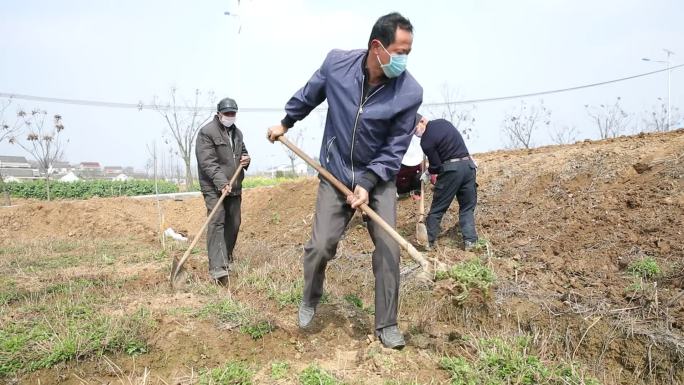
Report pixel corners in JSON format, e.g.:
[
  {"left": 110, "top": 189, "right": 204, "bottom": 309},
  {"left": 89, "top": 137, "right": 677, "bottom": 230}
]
[{"left": 362, "top": 49, "right": 392, "bottom": 86}]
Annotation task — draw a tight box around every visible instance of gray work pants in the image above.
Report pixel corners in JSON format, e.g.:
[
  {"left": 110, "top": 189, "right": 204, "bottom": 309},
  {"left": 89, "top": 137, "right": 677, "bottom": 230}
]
[
  {"left": 302, "top": 178, "right": 400, "bottom": 331},
  {"left": 202, "top": 190, "right": 241, "bottom": 279}
]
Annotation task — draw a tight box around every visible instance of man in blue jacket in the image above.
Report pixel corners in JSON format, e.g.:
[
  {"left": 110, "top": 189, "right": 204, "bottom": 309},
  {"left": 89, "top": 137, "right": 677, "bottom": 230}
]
[{"left": 267, "top": 12, "right": 422, "bottom": 349}]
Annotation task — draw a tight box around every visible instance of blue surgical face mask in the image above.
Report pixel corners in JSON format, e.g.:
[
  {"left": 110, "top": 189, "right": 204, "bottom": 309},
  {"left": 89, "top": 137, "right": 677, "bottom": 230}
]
[{"left": 376, "top": 42, "right": 408, "bottom": 78}]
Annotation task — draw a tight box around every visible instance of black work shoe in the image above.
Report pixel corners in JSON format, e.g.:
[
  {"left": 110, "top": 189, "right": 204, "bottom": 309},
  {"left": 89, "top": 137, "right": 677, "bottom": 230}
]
[
  {"left": 215, "top": 276, "right": 229, "bottom": 287},
  {"left": 376, "top": 325, "right": 406, "bottom": 350},
  {"left": 298, "top": 303, "right": 316, "bottom": 329}
]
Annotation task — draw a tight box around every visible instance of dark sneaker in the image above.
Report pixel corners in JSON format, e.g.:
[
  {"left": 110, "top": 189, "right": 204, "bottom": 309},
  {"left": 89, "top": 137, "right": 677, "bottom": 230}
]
[
  {"left": 377, "top": 325, "right": 406, "bottom": 350},
  {"left": 215, "top": 275, "right": 230, "bottom": 286},
  {"left": 298, "top": 304, "right": 316, "bottom": 329}
]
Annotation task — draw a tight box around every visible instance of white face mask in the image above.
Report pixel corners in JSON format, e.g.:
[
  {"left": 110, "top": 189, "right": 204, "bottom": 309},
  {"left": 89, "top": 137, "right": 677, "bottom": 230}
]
[{"left": 220, "top": 116, "right": 236, "bottom": 127}]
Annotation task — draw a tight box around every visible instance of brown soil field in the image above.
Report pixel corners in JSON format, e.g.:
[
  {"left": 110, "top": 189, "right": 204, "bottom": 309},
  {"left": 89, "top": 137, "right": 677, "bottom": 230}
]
[{"left": 1, "top": 129, "right": 682, "bottom": 384}]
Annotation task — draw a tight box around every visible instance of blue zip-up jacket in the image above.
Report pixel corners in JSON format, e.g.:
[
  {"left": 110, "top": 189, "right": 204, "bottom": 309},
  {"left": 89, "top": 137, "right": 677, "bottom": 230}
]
[{"left": 282, "top": 49, "right": 423, "bottom": 191}]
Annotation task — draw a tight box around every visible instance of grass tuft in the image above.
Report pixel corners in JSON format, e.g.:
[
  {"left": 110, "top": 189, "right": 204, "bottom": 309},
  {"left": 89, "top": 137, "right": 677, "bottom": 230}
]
[
  {"left": 299, "top": 364, "right": 342, "bottom": 385},
  {"left": 435, "top": 258, "right": 496, "bottom": 301},
  {"left": 268, "top": 280, "right": 329, "bottom": 308},
  {"left": 270, "top": 361, "right": 290, "bottom": 380},
  {"left": 439, "top": 337, "right": 601, "bottom": 385},
  {"left": 199, "top": 361, "right": 253, "bottom": 385},
  {"left": 627, "top": 257, "right": 661, "bottom": 279},
  {"left": 240, "top": 320, "right": 274, "bottom": 340}
]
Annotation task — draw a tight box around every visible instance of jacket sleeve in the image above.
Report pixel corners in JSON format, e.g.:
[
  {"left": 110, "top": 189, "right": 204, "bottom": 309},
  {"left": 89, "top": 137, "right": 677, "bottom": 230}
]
[
  {"left": 241, "top": 140, "right": 249, "bottom": 171},
  {"left": 362, "top": 92, "right": 423, "bottom": 188},
  {"left": 196, "top": 131, "right": 229, "bottom": 190},
  {"left": 281, "top": 51, "right": 332, "bottom": 128},
  {"left": 421, "top": 139, "right": 442, "bottom": 174}
]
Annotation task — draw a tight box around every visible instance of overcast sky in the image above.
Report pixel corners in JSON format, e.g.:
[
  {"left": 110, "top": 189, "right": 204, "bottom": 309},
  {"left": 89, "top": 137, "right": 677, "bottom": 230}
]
[{"left": 1, "top": 0, "right": 682, "bottom": 172}]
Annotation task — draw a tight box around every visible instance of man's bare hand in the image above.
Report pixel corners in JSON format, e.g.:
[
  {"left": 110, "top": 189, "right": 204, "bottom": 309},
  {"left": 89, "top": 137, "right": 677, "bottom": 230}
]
[
  {"left": 221, "top": 183, "right": 232, "bottom": 195},
  {"left": 240, "top": 154, "right": 251, "bottom": 167},
  {"left": 346, "top": 185, "right": 369, "bottom": 209},
  {"left": 267, "top": 124, "right": 287, "bottom": 143}
]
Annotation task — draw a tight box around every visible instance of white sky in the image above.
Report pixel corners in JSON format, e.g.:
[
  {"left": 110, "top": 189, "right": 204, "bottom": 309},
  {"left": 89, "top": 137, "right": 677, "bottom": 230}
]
[{"left": 1, "top": 0, "right": 682, "bottom": 172}]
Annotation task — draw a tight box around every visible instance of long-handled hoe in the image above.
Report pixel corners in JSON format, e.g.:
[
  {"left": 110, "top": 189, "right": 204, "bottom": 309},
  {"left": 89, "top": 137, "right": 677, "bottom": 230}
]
[
  {"left": 277, "top": 135, "right": 445, "bottom": 280},
  {"left": 170, "top": 165, "right": 243, "bottom": 288},
  {"left": 415, "top": 156, "right": 428, "bottom": 245}
]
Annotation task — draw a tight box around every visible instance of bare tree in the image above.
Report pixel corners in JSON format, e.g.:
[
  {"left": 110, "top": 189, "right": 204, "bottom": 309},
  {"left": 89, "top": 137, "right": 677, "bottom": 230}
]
[
  {"left": 152, "top": 87, "right": 214, "bottom": 190},
  {"left": 643, "top": 97, "right": 681, "bottom": 132},
  {"left": 284, "top": 128, "right": 304, "bottom": 175},
  {"left": 585, "top": 97, "right": 630, "bottom": 139},
  {"left": 428, "top": 83, "right": 477, "bottom": 139},
  {"left": 12, "top": 109, "right": 66, "bottom": 201},
  {"left": 501, "top": 100, "right": 551, "bottom": 149},
  {"left": 0, "top": 98, "right": 23, "bottom": 144},
  {"left": 549, "top": 124, "right": 579, "bottom": 145},
  {"left": 0, "top": 98, "right": 25, "bottom": 205}
]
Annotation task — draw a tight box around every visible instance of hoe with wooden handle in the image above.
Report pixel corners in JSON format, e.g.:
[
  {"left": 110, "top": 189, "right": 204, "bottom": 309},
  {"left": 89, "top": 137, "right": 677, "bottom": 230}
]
[
  {"left": 277, "top": 135, "right": 444, "bottom": 278},
  {"left": 170, "top": 165, "right": 244, "bottom": 287},
  {"left": 415, "top": 156, "right": 428, "bottom": 245}
]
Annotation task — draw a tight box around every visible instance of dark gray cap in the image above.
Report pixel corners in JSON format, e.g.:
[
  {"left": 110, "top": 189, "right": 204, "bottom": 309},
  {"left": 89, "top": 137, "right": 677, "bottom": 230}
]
[{"left": 217, "top": 97, "right": 238, "bottom": 113}]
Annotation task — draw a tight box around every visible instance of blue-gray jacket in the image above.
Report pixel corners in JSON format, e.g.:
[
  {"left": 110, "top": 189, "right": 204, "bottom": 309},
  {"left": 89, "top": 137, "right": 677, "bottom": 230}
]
[{"left": 282, "top": 49, "right": 423, "bottom": 191}]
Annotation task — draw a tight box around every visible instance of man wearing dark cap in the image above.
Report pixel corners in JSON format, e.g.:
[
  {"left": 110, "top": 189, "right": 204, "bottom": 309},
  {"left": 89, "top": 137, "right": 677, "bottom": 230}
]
[
  {"left": 414, "top": 114, "right": 479, "bottom": 251},
  {"left": 196, "top": 97, "right": 250, "bottom": 285}
]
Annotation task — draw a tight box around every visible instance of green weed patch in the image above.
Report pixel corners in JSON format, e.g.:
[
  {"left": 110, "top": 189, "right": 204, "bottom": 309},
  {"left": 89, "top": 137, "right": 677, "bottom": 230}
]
[{"left": 440, "top": 337, "right": 600, "bottom": 385}]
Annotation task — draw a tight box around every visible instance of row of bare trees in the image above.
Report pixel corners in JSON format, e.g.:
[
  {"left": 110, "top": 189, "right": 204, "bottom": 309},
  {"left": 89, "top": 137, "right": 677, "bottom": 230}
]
[
  {"left": 426, "top": 83, "right": 680, "bottom": 150},
  {"left": 500, "top": 96, "right": 680, "bottom": 149}
]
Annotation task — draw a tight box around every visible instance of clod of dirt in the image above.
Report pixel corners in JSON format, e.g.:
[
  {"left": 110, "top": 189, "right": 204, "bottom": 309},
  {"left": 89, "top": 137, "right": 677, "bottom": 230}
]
[{"left": 633, "top": 162, "right": 652, "bottom": 174}]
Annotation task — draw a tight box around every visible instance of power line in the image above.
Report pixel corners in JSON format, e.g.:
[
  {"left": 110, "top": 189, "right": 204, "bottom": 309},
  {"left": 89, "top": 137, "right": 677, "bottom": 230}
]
[
  {"left": 1, "top": 64, "right": 682, "bottom": 111},
  {"left": 423, "top": 64, "right": 684, "bottom": 106}
]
